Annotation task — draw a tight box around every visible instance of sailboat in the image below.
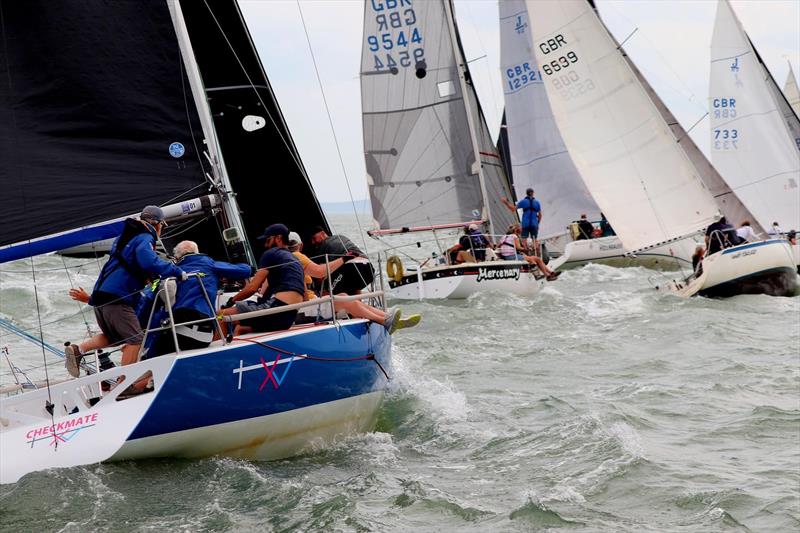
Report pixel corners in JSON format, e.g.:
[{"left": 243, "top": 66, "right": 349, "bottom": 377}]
[
  {"left": 0, "top": 0, "right": 391, "bottom": 484},
  {"left": 502, "top": 0, "right": 762, "bottom": 272},
  {"left": 359, "top": 0, "right": 545, "bottom": 300},
  {"left": 709, "top": 0, "right": 800, "bottom": 267},
  {"left": 523, "top": 0, "right": 797, "bottom": 298}
]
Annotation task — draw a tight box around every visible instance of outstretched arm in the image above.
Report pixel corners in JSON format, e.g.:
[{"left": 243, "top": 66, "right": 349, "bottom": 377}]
[{"left": 501, "top": 197, "right": 516, "bottom": 213}]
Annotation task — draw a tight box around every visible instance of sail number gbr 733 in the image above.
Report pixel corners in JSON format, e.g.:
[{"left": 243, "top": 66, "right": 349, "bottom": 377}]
[
  {"left": 366, "top": 0, "right": 425, "bottom": 72},
  {"left": 537, "top": 34, "right": 594, "bottom": 101}
]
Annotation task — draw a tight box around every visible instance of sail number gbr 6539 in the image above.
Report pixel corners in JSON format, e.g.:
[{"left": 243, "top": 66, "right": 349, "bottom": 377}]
[{"left": 538, "top": 35, "right": 578, "bottom": 75}]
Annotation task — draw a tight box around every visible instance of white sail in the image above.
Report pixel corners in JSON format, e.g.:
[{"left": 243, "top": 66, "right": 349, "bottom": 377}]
[
  {"left": 523, "top": 0, "right": 719, "bottom": 251},
  {"left": 786, "top": 63, "right": 800, "bottom": 116},
  {"left": 360, "top": 0, "right": 516, "bottom": 234},
  {"left": 709, "top": 0, "right": 800, "bottom": 232},
  {"left": 499, "top": 0, "right": 598, "bottom": 239}
]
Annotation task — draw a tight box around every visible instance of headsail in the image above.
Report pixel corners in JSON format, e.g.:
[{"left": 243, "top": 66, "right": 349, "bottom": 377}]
[
  {"left": 524, "top": 0, "right": 719, "bottom": 251},
  {"left": 500, "top": 0, "right": 598, "bottom": 239},
  {"left": 709, "top": 0, "right": 800, "bottom": 232},
  {"left": 786, "top": 62, "right": 800, "bottom": 116},
  {"left": 0, "top": 1, "right": 211, "bottom": 255},
  {"left": 360, "top": 0, "right": 516, "bottom": 234}
]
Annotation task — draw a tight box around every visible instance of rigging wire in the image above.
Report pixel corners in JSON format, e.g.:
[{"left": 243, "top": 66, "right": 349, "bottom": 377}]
[
  {"left": 295, "top": 0, "right": 370, "bottom": 256},
  {"left": 28, "top": 255, "right": 58, "bottom": 448}
]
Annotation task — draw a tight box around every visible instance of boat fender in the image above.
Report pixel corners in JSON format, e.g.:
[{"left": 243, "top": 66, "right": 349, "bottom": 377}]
[{"left": 386, "top": 256, "right": 404, "bottom": 282}]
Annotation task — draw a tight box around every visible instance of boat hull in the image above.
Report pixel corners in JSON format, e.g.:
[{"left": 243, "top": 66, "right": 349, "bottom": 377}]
[
  {"left": 659, "top": 240, "right": 798, "bottom": 298},
  {"left": 387, "top": 261, "right": 545, "bottom": 300},
  {"left": 0, "top": 320, "right": 391, "bottom": 484},
  {"left": 546, "top": 234, "right": 696, "bottom": 271}
]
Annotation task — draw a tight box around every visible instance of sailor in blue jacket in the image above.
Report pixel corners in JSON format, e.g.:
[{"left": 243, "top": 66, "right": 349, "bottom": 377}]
[
  {"left": 150, "top": 240, "right": 252, "bottom": 356},
  {"left": 65, "top": 205, "right": 185, "bottom": 376}
]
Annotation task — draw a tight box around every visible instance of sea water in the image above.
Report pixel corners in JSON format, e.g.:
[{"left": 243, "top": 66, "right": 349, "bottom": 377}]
[{"left": 0, "top": 214, "right": 798, "bottom": 532}]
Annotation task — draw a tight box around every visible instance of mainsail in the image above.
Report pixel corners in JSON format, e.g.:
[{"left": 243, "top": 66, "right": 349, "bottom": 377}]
[
  {"left": 524, "top": 0, "right": 719, "bottom": 251},
  {"left": 710, "top": 0, "right": 800, "bottom": 232},
  {"left": 360, "top": 0, "right": 516, "bottom": 234},
  {"left": 786, "top": 63, "right": 800, "bottom": 116},
  {"left": 0, "top": 1, "right": 212, "bottom": 259},
  {"left": 499, "top": 0, "right": 598, "bottom": 239},
  {"left": 180, "top": 0, "right": 329, "bottom": 249}
]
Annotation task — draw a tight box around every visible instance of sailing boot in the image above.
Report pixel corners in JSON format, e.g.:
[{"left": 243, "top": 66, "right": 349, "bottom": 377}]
[
  {"left": 64, "top": 343, "right": 83, "bottom": 378},
  {"left": 395, "top": 314, "right": 422, "bottom": 331}
]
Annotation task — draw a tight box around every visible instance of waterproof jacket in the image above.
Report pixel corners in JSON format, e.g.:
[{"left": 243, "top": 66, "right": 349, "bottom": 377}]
[
  {"left": 173, "top": 253, "right": 252, "bottom": 317},
  {"left": 91, "top": 219, "right": 183, "bottom": 307}
]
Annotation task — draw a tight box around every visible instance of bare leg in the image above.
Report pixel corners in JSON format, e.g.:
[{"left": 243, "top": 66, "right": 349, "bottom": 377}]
[
  {"left": 78, "top": 333, "right": 110, "bottom": 354},
  {"left": 216, "top": 307, "right": 239, "bottom": 340},
  {"left": 525, "top": 255, "right": 553, "bottom": 276},
  {"left": 121, "top": 344, "right": 141, "bottom": 366},
  {"left": 456, "top": 251, "right": 476, "bottom": 264},
  {"left": 334, "top": 299, "right": 386, "bottom": 324}
]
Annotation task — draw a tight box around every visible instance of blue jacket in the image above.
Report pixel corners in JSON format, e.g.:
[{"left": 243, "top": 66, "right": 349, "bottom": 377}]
[
  {"left": 91, "top": 219, "right": 184, "bottom": 307},
  {"left": 173, "top": 253, "right": 252, "bottom": 317},
  {"left": 516, "top": 196, "right": 541, "bottom": 228}
]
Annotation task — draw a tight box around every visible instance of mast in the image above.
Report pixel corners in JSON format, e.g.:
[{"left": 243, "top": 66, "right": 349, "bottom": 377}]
[
  {"left": 441, "top": 0, "right": 494, "bottom": 234},
  {"left": 168, "top": 0, "right": 255, "bottom": 265}
]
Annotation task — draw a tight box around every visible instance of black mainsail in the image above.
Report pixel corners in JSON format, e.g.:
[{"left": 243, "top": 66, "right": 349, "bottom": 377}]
[{"left": 0, "top": 0, "right": 212, "bottom": 260}]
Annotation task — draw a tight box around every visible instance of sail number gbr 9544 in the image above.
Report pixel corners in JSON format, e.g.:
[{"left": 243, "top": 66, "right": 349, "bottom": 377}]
[
  {"left": 366, "top": 0, "right": 425, "bottom": 73},
  {"left": 537, "top": 34, "right": 595, "bottom": 101}
]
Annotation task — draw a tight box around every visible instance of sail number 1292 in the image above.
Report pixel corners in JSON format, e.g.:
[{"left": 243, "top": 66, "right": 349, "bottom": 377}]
[{"left": 538, "top": 34, "right": 578, "bottom": 75}]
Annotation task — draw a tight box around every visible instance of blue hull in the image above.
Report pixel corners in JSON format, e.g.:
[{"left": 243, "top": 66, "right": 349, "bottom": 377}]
[{"left": 127, "top": 320, "right": 392, "bottom": 442}]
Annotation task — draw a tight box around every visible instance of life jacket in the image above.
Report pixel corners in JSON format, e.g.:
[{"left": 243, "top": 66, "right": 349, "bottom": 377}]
[
  {"left": 498, "top": 235, "right": 517, "bottom": 257},
  {"left": 91, "top": 219, "right": 155, "bottom": 305}
]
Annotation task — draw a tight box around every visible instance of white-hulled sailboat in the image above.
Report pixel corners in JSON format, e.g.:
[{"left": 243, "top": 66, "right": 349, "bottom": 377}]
[
  {"left": 0, "top": 0, "right": 391, "bottom": 484},
  {"left": 709, "top": 0, "right": 800, "bottom": 271},
  {"left": 524, "top": 0, "right": 797, "bottom": 298},
  {"left": 360, "top": 0, "right": 545, "bottom": 300}
]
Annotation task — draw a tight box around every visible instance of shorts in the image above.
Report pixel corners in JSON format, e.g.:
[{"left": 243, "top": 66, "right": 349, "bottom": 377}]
[
  {"left": 329, "top": 260, "right": 375, "bottom": 295},
  {"left": 94, "top": 303, "right": 144, "bottom": 345},
  {"left": 520, "top": 225, "right": 539, "bottom": 239},
  {"left": 236, "top": 296, "right": 297, "bottom": 333},
  {"left": 501, "top": 253, "right": 525, "bottom": 261}
]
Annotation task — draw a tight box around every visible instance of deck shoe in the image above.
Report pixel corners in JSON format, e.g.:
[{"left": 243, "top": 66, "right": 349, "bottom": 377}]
[
  {"left": 383, "top": 307, "right": 402, "bottom": 334},
  {"left": 64, "top": 344, "right": 83, "bottom": 377},
  {"left": 546, "top": 271, "right": 561, "bottom": 281},
  {"left": 395, "top": 314, "right": 422, "bottom": 331}
]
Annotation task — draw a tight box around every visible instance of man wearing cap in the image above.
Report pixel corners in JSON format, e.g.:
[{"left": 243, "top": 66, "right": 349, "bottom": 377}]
[
  {"left": 308, "top": 227, "right": 374, "bottom": 295},
  {"left": 502, "top": 188, "right": 541, "bottom": 254},
  {"left": 576, "top": 214, "right": 595, "bottom": 240},
  {"left": 220, "top": 223, "right": 305, "bottom": 335},
  {"left": 64, "top": 205, "right": 186, "bottom": 376}
]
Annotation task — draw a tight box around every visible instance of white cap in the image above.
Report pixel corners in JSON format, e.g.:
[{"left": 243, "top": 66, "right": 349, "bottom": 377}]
[
  {"left": 288, "top": 231, "right": 302, "bottom": 245},
  {"left": 468, "top": 223, "right": 479, "bottom": 231}
]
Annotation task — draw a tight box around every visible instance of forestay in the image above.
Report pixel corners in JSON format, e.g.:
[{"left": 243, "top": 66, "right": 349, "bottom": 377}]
[
  {"left": 710, "top": 0, "right": 800, "bottom": 232},
  {"left": 500, "top": 0, "right": 598, "bottom": 239},
  {"left": 524, "top": 0, "right": 719, "bottom": 251},
  {"left": 360, "top": 0, "right": 516, "bottom": 234}
]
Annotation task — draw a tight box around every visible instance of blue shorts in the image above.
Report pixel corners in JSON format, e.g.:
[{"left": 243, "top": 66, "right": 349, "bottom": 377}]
[
  {"left": 520, "top": 226, "right": 539, "bottom": 239},
  {"left": 501, "top": 253, "right": 525, "bottom": 261}
]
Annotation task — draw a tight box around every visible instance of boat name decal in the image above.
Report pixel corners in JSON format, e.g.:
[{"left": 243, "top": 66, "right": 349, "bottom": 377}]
[
  {"left": 232, "top": 353, "right": 299, "bottom": 392},
  {"left": 26, "top": 412, "right": 99, "bottom": 447},
  {"left": 599, "top": 243, "right": 623, "bottom": 251},
  {"left": 730, "top": 249, "right": 756, "bottom": 259},
  {"left": 476, "top": 267, "right": 520, "bottom": 282}
]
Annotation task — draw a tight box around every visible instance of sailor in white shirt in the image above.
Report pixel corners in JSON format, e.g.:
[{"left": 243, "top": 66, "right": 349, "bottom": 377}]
[
  {"left": 736, "top": 220, "right": 759, "bottom": 243},
  {"left": 767, "top": 222, "right": 783, "bottom": 236}
]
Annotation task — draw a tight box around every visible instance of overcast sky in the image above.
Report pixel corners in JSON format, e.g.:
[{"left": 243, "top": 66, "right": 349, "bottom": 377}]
[{"left": 239, "top": 0, "right": 800, "bottom": 204}]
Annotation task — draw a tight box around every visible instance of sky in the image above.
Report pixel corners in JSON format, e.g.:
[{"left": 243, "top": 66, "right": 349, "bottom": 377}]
[{"left": 239, "top": 0, "right": 800, "bottom": 204}]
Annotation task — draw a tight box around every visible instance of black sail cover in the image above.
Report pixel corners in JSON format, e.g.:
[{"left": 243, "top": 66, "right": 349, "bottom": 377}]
[
  {"left": 0, "top": 0, "right": 212, "bottom": 248},
  {"left": 179, "top": 0, "right": 329, "bottom": 251}
]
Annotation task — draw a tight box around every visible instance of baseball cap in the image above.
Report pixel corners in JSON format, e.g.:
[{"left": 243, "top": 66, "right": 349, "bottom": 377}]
[
  {"left": 288, "top": 231, "right": 302, "bottom": 245},
  {"left": 257, "top": 223, "right": 289, "bottom": 240},
  {"left": 141, "top": 205, "right": 167, "bottom": 226},
  {"left": 468, "top": 223, "right": 479, "bottom": 231}
]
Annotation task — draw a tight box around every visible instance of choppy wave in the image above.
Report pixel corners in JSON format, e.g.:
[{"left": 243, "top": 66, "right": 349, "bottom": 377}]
[{"left": 1, "top": 215, "right": 798, "bottom": 532}]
